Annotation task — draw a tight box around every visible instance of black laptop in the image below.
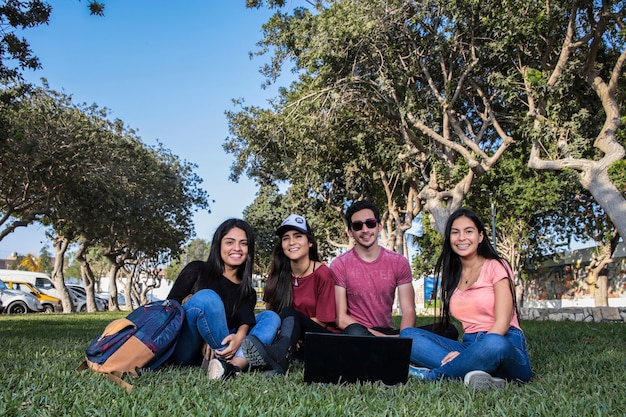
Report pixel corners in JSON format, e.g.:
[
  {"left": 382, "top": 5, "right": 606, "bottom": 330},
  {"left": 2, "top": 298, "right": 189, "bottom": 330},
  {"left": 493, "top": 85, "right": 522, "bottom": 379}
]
[{"left": 303, "top": 332, "right": 412, "bottom": 385}]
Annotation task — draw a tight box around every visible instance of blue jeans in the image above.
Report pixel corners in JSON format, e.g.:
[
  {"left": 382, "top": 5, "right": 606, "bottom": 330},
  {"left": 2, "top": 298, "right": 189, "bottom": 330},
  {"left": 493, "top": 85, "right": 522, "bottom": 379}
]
[
  {"left": 399, "top": 326, "right": 532, "bottom": 383},
  {"left": 169, "top": 289, "right": 280, "bottom": 366}
]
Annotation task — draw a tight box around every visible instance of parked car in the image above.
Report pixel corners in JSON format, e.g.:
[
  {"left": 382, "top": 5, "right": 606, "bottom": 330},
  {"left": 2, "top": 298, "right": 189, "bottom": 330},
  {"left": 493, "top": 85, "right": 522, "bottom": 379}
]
[
  {"left": 66, "top": 284, "right": 108, "bottom": 312},
  {"left": 0, "top": 269, "right": 57, "bottom": 297},
  {"left": 2, "top": 281, "right": 62, "bottom": 313},
  {"left": 0, "top": 279, "right": 44, "bottom": 314}
]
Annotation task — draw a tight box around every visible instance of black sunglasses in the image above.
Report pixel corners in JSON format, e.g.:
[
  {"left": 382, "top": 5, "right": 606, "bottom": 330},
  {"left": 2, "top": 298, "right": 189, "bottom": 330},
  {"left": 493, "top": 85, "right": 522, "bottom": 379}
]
[{"left": 351, "top": 218, "right": 378, "bottom": 231}]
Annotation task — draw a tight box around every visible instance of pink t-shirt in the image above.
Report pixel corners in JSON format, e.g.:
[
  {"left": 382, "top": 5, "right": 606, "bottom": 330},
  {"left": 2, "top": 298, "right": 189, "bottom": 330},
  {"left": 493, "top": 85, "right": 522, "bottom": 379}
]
[
  {"left": 331, "top": 247, "right": 412, "bottom": 329},
  {"left": 450, "top": 258, "right": 520, "bottom": 334},
  {"left": 292, "top": 263, "right": 337, "bottom": 330}
]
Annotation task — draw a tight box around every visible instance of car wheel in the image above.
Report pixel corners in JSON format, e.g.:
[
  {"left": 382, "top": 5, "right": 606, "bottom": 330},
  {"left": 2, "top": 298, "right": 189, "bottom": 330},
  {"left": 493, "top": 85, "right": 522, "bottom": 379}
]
[
  {"left": 6, "top": 301, "right": 28, "bottom": 314},
  {"left": 79, "top": 304, "right": 87, "bottom": 312},
  {"left": 42, "top": 304, "right": 55, "bottom": 313}
]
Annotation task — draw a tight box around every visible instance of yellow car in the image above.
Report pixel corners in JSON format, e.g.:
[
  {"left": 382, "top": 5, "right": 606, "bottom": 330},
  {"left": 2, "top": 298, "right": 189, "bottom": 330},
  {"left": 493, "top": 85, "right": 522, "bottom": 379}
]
[{"left": 2, "top": 281, "right": 62, "bottom": 313}]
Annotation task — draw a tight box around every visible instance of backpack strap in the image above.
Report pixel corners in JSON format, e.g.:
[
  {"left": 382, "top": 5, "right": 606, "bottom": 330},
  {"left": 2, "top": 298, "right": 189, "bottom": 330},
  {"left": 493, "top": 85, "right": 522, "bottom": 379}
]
[
  {"left": 104, "top": 372, "right": 134, "bottom": 392},
  {"left": 77, "top": 359, "right": 136, "bottom": 392}
]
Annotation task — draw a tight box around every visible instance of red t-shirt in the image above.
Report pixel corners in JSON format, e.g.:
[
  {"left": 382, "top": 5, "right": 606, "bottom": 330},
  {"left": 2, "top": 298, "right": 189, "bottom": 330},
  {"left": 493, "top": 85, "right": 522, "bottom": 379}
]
[
  {"left": 331, "top": 247, "right": 412, "bottom": 329},
  {"left": 292, "top": 263, "right": 338, "bottom": 332}
]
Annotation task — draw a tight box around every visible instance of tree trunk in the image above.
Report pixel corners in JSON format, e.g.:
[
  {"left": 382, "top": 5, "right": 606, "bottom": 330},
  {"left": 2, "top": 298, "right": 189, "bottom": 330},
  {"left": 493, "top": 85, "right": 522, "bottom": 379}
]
[
  {"left": 595, "top": 274, "right": 609, "bottom": 307},
  {"left": 120, "top": 262, "right": 139, "bottom": 311},
  {"left": 525, "top": 8, "right": 626, "bottom": 243},
  {"left": 104, "top": 250, "right": 132, "bottom": 312},
  {"left": 585, "top": 252, "right": 611, "bottom": 307},
  {"left": 75, "top": 238, "right": 98, "bottom": 312},
  {"left": 583, "top": 170, "right": 626, "bottom": 243},
  {"left": 51, "top": 236, "right": 74, "bottom": 313},
  {"left": 105, "top": 261, "right": 121, "bottom": 311}
]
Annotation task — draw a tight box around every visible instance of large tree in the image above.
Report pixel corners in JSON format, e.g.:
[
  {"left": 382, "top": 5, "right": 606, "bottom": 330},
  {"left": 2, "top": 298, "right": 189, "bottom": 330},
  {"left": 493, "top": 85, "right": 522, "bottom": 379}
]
[
  {"left": 2, "top": 82, "right": 209, "bottom": 312},
  {"left": 229, "top": 0, "right": 521, "bottom": 250},
  {"left": 483, "top": 0, "right": 626, "bottom": 241}
]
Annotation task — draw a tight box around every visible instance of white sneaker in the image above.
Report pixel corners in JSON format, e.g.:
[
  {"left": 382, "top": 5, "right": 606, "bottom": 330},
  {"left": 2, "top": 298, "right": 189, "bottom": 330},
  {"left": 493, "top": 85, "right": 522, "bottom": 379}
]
[{"left": 463, "top": 370, "right": 505, "bottom": 390}]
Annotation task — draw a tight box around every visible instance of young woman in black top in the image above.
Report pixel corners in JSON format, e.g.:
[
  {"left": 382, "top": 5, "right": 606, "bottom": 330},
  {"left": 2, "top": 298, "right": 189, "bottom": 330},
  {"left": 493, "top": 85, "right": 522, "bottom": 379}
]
[{"left": 168, "top": 218, "right": 280, "bottom": 379}]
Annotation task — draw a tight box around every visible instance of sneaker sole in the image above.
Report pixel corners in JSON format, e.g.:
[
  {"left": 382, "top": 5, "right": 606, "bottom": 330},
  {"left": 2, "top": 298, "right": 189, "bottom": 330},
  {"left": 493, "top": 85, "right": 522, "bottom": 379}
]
[
  {"left": 245, "top": 335, "right": 287, "bottom": 374},
  {"left": 242, "top": 336, "right": 269, "bottom": 368},
  {"left": 208, "top": 358, "right": 224, "bottom": 380},
  {"left": 464, "top": 371, "right": 505, "bottom": 390}
]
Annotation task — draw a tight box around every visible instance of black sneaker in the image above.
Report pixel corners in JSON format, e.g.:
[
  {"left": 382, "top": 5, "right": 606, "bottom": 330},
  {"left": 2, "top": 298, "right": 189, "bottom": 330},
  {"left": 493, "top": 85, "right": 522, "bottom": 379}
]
[
  {"left": 242, "top": 335, "right": 268, "bottom": 368},
  {"left": 208, "top": 358, "right": 240, "bottom": 380},
  {"left": 242, "top": 334, "right": 289, "bottom": 375}
]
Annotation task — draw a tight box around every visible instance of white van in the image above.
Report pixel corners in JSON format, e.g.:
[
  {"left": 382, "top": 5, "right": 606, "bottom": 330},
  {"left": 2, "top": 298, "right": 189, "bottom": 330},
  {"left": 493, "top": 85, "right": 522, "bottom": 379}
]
[
  {"left": 0, "top": 269, "right": 59, "bottom": 298},
  {"left": 0, "top": 269, "right": 109, "bottom": 311}
]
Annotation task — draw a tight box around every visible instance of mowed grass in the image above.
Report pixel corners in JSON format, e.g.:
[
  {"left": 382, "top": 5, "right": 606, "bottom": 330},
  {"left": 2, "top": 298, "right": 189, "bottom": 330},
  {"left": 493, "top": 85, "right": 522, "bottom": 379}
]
[{"left": 1, "top": 312, "right": 625, "bottom": 417}]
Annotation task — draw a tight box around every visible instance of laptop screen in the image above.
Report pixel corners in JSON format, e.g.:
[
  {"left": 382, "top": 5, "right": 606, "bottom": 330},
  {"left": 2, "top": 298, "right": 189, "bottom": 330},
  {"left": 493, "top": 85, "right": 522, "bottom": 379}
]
[{"left": 303, "top": 332, "right": 412, "bottom": 385}]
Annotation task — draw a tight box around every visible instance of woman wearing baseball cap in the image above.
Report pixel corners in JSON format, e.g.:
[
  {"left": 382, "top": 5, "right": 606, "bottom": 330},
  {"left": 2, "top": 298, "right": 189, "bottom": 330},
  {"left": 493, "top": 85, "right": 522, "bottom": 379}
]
[{"left": 241, "top": 214, "right": 338, "bottom": 375}]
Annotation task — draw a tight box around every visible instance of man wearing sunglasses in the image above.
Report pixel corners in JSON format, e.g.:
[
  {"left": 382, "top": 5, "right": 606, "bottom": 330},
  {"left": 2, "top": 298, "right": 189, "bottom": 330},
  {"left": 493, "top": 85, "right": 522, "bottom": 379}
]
[{"left": 331, "top": 200, "right": 458, "bottom": 340}]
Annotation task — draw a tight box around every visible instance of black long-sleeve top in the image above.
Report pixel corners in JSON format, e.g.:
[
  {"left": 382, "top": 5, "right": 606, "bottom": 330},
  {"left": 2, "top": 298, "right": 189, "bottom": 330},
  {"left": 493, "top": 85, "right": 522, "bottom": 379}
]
[{"left": 167, "top": 260, "right": 256, "bottom": 330}]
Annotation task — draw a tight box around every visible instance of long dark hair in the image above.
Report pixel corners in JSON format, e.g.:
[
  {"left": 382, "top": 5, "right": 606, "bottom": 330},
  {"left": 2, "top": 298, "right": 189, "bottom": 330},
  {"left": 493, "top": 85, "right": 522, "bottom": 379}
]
[
  {"left": 205, "top": 218, "right": 256, "bottom": 313},
  {"left": 263, "top": 230, "right": 321, "bottom": 313},
  {"left": 433, "top": 208, "right": 517, "bottom": 329}
]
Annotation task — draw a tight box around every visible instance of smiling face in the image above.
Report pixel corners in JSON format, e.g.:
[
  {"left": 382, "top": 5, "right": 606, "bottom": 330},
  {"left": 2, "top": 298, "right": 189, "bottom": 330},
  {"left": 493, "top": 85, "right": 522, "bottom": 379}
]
[
  {"left": 348, "top": 208, "right": 381, "bottom": 250},
  {"left": 449, "top": 215, "right": 484, "bottom": 258},
  {"left": 220, "top": 227, "right": 249, "bottom": 274},
  {"left": 281, "top": 230, "right": 312, "bottom": 262}
]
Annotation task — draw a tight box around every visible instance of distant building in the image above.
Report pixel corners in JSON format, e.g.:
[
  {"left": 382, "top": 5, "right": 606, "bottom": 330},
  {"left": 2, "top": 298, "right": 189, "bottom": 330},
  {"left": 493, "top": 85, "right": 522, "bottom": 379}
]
[
  {"left": 524, "top": 242, "right": 626, "bottom": 307},
  {"left": 0, "top": 253, "right": 18, "bottom": 269}
]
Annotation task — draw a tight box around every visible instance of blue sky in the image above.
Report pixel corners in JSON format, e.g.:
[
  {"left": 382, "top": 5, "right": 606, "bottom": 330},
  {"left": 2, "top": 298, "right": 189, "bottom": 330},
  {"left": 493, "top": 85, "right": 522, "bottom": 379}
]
[{"left": 0, "top": 1, "right": 298, "bottom": 257}]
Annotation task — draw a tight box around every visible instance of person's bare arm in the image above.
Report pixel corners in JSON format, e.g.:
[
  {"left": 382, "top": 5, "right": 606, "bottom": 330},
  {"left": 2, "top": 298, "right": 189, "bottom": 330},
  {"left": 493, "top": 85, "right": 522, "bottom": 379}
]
[
  {"left": 397, "top": 282, "right": 416, "bottom": 330},
  {"left": 489, "top": 278, "right": 514, "bottom": 335},
  {"left": 335, "top": 285, "right": 359, "bottom": 330}
]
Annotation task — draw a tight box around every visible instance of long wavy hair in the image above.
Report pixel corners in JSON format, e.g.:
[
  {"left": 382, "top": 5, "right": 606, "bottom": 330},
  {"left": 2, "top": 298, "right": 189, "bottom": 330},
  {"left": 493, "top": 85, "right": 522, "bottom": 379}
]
[
  {"left": 433, "top": 208, "right": 517, "bottom": 329},
  {"left": 205, "top": 218, "right": 256, "bottom": 315},
  {"left": 263, "top": 229, "right": 321, "bottom": 313}
]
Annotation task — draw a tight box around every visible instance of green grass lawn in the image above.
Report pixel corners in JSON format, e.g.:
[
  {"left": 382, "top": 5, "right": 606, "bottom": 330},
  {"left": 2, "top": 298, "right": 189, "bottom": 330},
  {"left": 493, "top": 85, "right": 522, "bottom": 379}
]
[{"left": 1, "top": 312, "right": 624, "bottom": 416}]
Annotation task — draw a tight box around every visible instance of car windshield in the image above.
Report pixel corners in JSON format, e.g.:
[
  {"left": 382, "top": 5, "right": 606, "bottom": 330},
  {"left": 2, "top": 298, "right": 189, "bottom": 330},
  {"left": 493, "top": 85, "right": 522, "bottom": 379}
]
[
  {"left": 0, "top": 280, "right": 7, "bottom": 290},
  {"left": 70, "top": 286, "right": 87, "bottom": 296}
]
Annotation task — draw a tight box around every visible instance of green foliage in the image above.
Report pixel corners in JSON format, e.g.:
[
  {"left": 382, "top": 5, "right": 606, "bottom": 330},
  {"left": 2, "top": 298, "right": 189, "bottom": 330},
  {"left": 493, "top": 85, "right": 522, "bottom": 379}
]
[
  {"left": 38, "top": 247, "right": 53, "bottom": 274},
  {"left": 1, "top": 313, "right": 626, "bottom": 416},
  {"left": 63, "top": 252, "right": 81, "bottom": 281},
  {"left": 608, "top": 160, "right": 626, "bottom": 192},
  {"left": 243, "top": 185, "right": 287, "bottom": 274},
  {"left": 411, "top": 215, "right": 442, "bottom": 278},
  {"left": 87, "top": 1, "right": 105, "bottom": 16},
  {"left": 0, "top": 81, "right": 209, "bottom": 266},
  {"left": 165, "top": 238, "right": 211, "bottom": 281},
  {"left": 525, "top": 68, "right": 547, "bottom": 87},
  {"left": 242, "top": 185, "right": 345, "bottom": 273},
  {"left": 0, "top": 1, "right": 51, "bottom": 79}
]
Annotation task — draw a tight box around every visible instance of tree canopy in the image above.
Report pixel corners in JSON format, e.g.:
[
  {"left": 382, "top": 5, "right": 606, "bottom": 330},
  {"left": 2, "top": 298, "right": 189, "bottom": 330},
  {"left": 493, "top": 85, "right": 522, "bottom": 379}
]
[
  {"left": 0, "top": 81, "right": 209, "bottom": 311},
  {"left": 225, "top": 0, "right": 625, "bottom": 308}
]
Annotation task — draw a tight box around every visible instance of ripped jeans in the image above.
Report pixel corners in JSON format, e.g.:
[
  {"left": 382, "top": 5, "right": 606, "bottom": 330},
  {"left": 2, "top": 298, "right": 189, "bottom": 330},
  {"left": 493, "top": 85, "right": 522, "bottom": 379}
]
[
  {"left": 399, "top": 326, "right": 532, "bottom": 382},
  {"left": 169, "top": 289, "right": 280, "bottom": 366}
]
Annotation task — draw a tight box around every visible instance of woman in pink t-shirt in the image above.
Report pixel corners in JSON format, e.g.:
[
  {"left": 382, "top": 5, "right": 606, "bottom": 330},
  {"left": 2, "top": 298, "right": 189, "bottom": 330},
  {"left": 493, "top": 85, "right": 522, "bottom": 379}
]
[
  {"left": 241, "top": 214, "right": 338, "bottom": 376},
  {"left": 400, "top": 208, "right": 532, "bottom": 390}
]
